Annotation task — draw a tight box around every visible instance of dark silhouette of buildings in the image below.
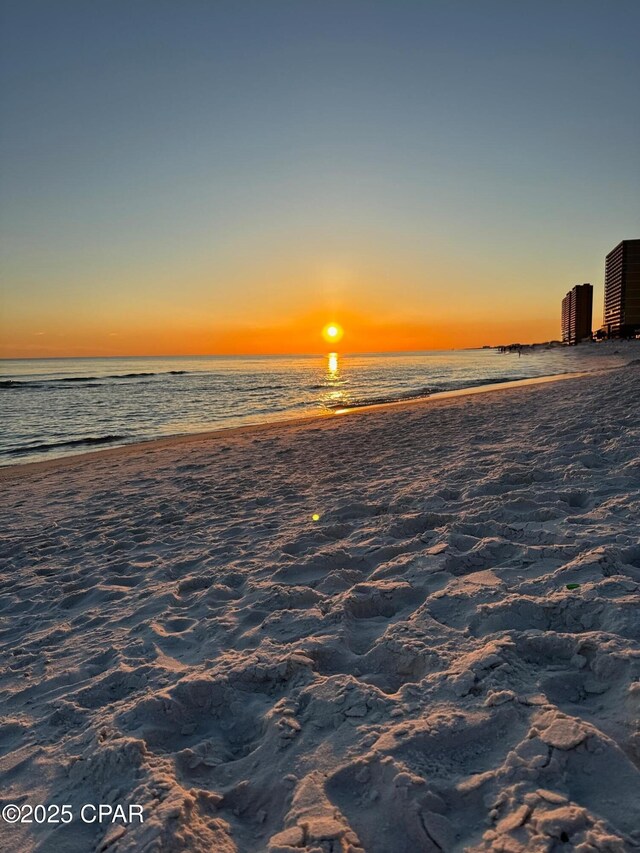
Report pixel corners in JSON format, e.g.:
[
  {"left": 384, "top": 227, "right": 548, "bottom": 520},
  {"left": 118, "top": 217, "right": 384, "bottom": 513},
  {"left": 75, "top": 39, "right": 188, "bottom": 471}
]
[
  {"left": 603, "top": 239, "right": 640, "bottom": 338},
  {"left": 561, "top": 283, "right": 593, "bottom": 344}
]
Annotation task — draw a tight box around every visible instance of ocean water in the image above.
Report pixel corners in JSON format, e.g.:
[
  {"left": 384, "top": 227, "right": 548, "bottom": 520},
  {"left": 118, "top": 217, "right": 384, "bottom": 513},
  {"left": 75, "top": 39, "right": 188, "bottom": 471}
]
[{"left": 0, "top": 348, "right": 623, "bottom": 465}]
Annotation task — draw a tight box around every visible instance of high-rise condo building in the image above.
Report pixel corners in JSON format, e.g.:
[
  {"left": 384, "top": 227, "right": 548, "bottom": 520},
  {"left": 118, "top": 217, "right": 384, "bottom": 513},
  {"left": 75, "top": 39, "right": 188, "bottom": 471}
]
[
  {"left": 603, "top": 239, "right": 640, "bottom": 338},
  {"left": 561, "top": 283, "right": 593, "bottom": 345}
]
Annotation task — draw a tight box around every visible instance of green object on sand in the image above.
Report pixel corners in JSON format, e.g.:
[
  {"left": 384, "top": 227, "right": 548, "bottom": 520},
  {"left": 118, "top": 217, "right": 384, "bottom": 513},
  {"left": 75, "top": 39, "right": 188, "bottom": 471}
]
[{"left": 566, "top": 583, "right": 581, "bottom": 590}]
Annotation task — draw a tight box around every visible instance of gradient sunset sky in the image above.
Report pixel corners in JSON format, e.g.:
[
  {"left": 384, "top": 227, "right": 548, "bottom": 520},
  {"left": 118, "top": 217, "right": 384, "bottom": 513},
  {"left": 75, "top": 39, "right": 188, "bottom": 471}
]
[{"left": 1, "top": 0, "right": 639, "bottom": 357}]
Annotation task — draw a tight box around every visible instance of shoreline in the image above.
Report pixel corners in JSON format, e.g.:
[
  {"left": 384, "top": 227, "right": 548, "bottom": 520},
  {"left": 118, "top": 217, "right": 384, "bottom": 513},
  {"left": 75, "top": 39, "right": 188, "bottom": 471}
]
[{"left": 0, "top": 368, "right": 604, "bottom": 479}]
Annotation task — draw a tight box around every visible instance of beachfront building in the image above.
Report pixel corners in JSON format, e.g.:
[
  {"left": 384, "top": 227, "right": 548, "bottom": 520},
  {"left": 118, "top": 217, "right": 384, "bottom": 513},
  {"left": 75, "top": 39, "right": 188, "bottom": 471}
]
[
  {"left": 603, "top": 239, "right": 640, "bottom": 338},
  {"left": 561, "top": 283, "right": 593, "bottom": 345}
]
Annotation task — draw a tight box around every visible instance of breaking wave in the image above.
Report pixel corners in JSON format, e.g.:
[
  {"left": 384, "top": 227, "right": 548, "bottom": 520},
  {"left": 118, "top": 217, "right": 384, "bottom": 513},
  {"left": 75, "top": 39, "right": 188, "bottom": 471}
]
[
  {"left": 0, "top": 370, "right": 188, "bottom": 389},
  {"left": 1, "top": 435, "right": 128, "bottom": 456}
]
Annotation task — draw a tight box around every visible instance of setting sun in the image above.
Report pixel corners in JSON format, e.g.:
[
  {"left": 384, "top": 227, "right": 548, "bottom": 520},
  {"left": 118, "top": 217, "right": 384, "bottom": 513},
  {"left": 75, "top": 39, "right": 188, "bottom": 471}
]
[{"left": 322, "top": 322, "right": 344, "bottom": 344}]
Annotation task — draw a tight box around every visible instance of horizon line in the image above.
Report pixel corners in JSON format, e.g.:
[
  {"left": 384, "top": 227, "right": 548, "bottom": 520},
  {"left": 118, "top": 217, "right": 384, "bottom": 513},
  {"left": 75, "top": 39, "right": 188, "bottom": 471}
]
[{"left": 0, "top": 344, "right": 567, "bottom": 361}]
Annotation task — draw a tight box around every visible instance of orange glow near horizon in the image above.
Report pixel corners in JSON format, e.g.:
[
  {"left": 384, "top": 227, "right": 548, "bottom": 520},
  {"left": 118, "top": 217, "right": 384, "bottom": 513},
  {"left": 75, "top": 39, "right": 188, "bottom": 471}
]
[
  {"left": 0, "top": 238, "right": 572, "bottom": 358},
  {"left": 0, "top": 309, "right": 562, "bottom": 358}
]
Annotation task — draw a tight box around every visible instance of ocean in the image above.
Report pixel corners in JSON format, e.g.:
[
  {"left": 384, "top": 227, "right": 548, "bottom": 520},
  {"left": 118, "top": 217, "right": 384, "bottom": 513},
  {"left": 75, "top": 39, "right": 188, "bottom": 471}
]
[{"left": 0, "top": 347, "right": 622, "bottom": 465}]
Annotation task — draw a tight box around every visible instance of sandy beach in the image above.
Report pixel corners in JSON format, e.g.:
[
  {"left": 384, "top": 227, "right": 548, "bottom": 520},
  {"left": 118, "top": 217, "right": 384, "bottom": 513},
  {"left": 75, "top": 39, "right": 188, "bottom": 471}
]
[{"left": 1, "top": 361, "right": 639, "bottom": 853}]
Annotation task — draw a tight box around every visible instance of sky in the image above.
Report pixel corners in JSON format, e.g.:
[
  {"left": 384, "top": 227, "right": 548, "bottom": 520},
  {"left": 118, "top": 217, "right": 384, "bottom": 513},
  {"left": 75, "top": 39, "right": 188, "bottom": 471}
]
[{"left": 1, "top": 0, "right": 639, "bottom": 357}]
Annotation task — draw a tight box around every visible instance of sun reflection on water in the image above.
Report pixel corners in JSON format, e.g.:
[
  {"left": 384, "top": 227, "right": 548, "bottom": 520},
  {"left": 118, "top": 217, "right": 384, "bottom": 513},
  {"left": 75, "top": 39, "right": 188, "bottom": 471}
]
[{"left": 318, "top": 351, "right": 350, "bottom": 411}]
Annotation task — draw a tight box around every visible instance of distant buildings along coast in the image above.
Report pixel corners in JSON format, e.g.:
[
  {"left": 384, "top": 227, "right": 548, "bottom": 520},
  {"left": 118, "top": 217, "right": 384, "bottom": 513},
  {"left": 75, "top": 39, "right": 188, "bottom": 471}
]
[
  {"left": 559, "top": 239, "right": 640, "bottom": 344},
  {"left": 603, "top": 239, "right": 640, "bottom": 339},
  {"left": 561, "top": 283, "right": 593, "bottom": 345}
]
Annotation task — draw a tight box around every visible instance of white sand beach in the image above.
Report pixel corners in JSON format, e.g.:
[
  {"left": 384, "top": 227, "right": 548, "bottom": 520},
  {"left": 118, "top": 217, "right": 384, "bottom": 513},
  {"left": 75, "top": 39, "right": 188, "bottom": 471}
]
[{"left": 1, "top": 361, "right": 640, "bottom": 853}]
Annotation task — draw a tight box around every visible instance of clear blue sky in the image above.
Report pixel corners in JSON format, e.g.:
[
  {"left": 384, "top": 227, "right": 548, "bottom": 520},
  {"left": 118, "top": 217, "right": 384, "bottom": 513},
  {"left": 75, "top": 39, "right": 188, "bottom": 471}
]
[{"left": 1, "top": 0, "right": 639, "bottom": 355}]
